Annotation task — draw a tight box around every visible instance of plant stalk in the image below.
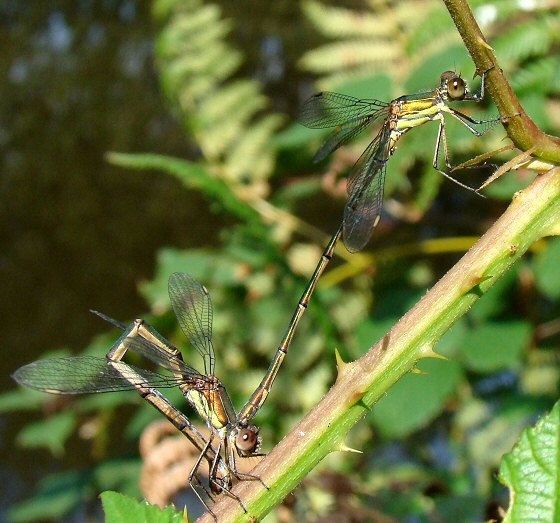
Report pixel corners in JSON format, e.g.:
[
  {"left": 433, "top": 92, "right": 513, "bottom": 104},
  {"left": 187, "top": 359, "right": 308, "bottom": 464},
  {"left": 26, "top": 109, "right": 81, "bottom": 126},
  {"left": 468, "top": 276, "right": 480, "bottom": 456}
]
[{"left": 198, "top": 166, "right": 560, "bottom": 523}]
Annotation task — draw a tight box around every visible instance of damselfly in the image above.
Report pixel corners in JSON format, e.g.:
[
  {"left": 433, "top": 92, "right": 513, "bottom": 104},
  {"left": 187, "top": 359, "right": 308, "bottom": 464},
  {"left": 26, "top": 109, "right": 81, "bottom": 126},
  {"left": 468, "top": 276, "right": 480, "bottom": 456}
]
[
  {"left": 298, "top": 70, "right": 501, "bottom": 252},
  {"left": 13, "top": 225, "right": 341, "bottom": 517}
]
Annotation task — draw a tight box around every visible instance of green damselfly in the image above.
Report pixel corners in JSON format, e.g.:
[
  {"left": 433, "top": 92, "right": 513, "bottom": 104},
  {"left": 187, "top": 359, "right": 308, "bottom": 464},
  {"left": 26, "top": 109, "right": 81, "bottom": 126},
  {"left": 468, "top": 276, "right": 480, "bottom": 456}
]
[{"left": 298, "top": 70, "right": 501, "bottom": 252}]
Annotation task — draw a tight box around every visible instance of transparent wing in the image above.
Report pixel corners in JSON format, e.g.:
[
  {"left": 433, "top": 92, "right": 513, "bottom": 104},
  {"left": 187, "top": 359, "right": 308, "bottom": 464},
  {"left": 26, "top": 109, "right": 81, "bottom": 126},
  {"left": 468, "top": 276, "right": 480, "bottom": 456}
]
[
  {"left": 297, "top": 92, "right": 388, "bottom": 128},
  {"left": 312, "top": 117, "right": 381, "bottom": 163},
  {"left": 122, "top": 334, "right": 203, "bottom": 379},
  {"left": 297, "top": 92, "right": 390, "bottom": 163},
  {"left": 12, "top": 356, "right": 188, "bottom": 395},
  {"left": 343, "top": 124, "right": 392, "bottom": 253},
  {"left": 168, "top": 273, "right": 215, "bottom": 376}
]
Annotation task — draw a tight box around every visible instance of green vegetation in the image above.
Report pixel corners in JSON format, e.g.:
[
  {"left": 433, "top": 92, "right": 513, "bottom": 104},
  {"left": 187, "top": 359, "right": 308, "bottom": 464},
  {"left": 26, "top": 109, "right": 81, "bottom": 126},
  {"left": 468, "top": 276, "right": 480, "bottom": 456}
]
[{"left": 5, "top": 0, "right": 560, "bottom": 521}]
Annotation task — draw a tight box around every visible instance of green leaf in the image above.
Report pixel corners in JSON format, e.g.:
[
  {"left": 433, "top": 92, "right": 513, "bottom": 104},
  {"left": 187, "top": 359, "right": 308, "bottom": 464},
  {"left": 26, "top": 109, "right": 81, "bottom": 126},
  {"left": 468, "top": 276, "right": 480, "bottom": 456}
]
[
  {"left": 107, "top": 152, "right": 260, "bottom": 225},
  {"left": 405, "top": 45, "right": 472, "bottom": 94},
  {"left": 101, "top": 491, "right": 186, "bottom": 523},
  {"left": 499, "top": 400, "right": 560, "bottom": 523},
  {"left": 273, "top": 121, "right": 323, "bottom": 151},
  {"left": 8, "top": 471, "right": 86, "bottom": 523},
  {"left": 16, "top": 411, "right": 77, "bottom": 456},
  {"left": 534, "top": 238, "right": 560, "bottom": 300},
  {"left": 355, "top": 317, "right": 400, "bottom": 354},
  {"left": 435, "top": 318, "right": 468, "bottom": 359},
  {"left": 334, "top": 73, "right": 392, "bottom": 101},
  {"left": 371, "top": 358, "right": 464, "bottom": 439},
  {"left": 140, "top": 248, "right": 242, "bottom": 309},
  {"left": 460, "top": 321, "right": 532, "bottom": 373}
]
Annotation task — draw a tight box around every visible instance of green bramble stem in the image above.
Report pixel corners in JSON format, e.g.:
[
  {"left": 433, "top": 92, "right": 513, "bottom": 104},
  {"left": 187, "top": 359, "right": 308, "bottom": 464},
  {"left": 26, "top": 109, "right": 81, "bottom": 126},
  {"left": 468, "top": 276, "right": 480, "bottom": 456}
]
[{"left": 198, "top": 166, "right": 560, "bottom": 523}]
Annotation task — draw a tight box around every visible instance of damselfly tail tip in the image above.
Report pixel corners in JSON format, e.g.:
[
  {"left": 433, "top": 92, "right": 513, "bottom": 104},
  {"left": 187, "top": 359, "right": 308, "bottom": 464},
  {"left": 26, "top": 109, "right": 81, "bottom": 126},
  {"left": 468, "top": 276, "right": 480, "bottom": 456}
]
[{"left": 90, "top": 309, "right": 127, "bottom": 331}]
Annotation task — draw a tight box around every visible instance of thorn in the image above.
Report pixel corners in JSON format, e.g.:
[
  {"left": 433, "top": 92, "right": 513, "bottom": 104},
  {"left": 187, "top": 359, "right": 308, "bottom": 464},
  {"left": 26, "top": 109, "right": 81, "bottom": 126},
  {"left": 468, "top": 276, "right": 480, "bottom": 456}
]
[
  {"left": 335, "top": 348, "right": 352, "bottom": 382},
  {"left": 336, "top": 442, "right": 363, "bottom": 454},
  {"left": 335, "top": 348, "right": 346, "bottom": 367},
  {"left": 422, "top": 347, "right": 448, "bottom": 361},
  {"left": 478, "top": 37, "right": 494, "bottom": 52},
  {"left": 463, "top": 274, "right": 492, "bottom": 293},
  {"left": 411, "top": 367, "right": 428, "bottom": 375},
  {"left": 474, "top": 274, "right": 493, "bottom": 285}
]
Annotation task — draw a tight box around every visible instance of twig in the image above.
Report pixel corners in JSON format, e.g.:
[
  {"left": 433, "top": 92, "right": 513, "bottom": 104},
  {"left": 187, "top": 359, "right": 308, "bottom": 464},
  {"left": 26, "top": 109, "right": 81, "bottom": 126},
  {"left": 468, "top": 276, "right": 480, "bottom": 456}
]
[{"left": 442, "top": 0, "right": 560, "bottom": 163}]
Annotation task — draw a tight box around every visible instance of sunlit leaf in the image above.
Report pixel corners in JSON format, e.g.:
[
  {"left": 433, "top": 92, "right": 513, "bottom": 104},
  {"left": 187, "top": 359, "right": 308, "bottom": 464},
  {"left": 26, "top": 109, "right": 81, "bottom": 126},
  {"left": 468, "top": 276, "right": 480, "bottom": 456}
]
[
  {"left": 101, "top": 491, "right": 185, "bottom": 523},
  {"left": 499, "top": 400, "right": 560, "bottom": 523},
  {"left": 95, "top": 459, "right": 143, "bottom": 497}
]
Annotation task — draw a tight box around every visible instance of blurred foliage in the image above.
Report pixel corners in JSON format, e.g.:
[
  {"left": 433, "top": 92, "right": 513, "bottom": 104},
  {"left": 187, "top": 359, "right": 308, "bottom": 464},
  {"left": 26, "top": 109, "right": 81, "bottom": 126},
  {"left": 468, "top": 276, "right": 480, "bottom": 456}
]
[{"left": 5, "top": 0, "right": 560, "bottom": 521}]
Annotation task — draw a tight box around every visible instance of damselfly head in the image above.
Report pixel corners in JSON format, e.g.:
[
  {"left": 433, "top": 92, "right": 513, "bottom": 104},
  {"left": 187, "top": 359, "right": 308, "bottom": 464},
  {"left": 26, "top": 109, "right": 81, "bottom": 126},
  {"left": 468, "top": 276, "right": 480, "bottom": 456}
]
[
  {"left": 235, "top": 425, "right": 261, "bottom": 455},
  {"left": 440, "top": 70, "right": 467, "bottom": 101}
]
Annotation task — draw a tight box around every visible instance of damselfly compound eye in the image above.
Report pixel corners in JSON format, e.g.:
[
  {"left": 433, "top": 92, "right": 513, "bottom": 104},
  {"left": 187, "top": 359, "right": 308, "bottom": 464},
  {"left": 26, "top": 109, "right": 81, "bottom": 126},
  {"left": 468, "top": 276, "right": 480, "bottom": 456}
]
[
  {"left": 236, "top": 427, "right": 258, "bottom": 453},
  {"left": 446, "top": 76, "right": 466, "bottom": 100}
]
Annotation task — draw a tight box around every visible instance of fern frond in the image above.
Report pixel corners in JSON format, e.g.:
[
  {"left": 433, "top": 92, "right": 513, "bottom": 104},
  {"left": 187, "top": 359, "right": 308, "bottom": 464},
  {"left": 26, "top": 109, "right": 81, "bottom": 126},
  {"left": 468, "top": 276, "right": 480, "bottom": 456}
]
[
  {"left": 225, "top": 114, "right": 286, "bottom": 183},
  {"left": 494, "top": 19, "right": 554, "bottom": 65},
  {"left": 299, "top": 0, "right": 440, "bottom": 87},
  {"left": 405, "top": 6, "right": 456, "bottom": 56},
  {"left": 199, "top": 81, "right": 268, "bottom": 159},
  {"left": 302, "top": 0, "right": 396, "bottom": 39},
  {"left": 300, "top": 41, "right": 401, "bottom": 74},
  {"left": 511, "top": 56, "right": 559, "bottom": 94},
  {"left": 154, "top": 0, "right": 283, "bottom": 192}
]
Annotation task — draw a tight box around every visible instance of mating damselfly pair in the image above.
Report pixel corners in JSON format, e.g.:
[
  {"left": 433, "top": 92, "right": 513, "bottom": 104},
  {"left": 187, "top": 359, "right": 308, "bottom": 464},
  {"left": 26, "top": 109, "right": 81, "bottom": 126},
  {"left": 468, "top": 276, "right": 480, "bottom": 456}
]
[
  {"left": 13, "top": 69, "right": 501, "bottom": 519},
  {"left": 13, "top": 227, "right": 341, "bottom": 519}
]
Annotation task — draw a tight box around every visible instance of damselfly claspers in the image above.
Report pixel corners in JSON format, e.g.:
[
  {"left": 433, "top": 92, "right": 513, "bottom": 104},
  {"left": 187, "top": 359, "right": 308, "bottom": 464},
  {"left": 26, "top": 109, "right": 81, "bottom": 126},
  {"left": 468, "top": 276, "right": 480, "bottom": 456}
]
[
  {"left": 13, "top": 226, "right": 341, "bottom": 517},
  {"left": 298, "top": 70, "right": 501, "bottom": 252}
]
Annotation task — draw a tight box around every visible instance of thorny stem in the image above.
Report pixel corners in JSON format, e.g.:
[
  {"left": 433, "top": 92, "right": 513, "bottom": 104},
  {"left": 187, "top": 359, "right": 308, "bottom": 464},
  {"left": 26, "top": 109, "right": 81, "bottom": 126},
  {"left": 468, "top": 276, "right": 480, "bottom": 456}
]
[
  {"left": 195, "top": 3, "right": 560, "bottom": 521},
  {"left": 199, "top": 165, "right": 560, "bottom": 522}
]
